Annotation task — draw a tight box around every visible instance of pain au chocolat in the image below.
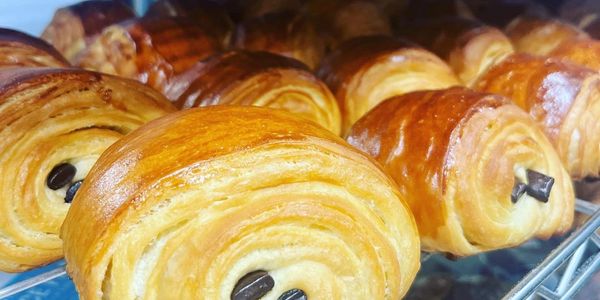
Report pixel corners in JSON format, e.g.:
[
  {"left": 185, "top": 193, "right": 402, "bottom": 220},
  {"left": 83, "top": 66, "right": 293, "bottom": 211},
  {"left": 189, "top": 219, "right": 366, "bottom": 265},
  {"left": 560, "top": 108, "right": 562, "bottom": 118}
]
[
  {"left": 172, "top": 50, "right": 341, "bottom": 135},
  {"left": 398, "top": 17, "right": 515, "bottom": 87},
  {"left": 76, "top": 16, "right": 223, "bottom": 98},
  {"left": 347, "top": 87, "right": 574, "bottom": 256},
  {"left": 0, "top": 67, "right": 175, "bottom": 272},
  {"left": 476, "top": 53, "right": 600, "bottom": 178},
  {"left": 41, "top": 0, "right": 135, "bottom": 63},
  {"left": 61, "top": 106, "right": 420, "bottom": 299},
  {"left": 232, "top": 11, "right": 325, "bottom": 70},
  {"left": 317, "top": 35, "right": 460, "bottom": 134},
  {"left": 0, "top": 28, "right": 69, "bottom": 68},
  {"left": 506, "top": 15, "right": 600, "bottom": 71}
]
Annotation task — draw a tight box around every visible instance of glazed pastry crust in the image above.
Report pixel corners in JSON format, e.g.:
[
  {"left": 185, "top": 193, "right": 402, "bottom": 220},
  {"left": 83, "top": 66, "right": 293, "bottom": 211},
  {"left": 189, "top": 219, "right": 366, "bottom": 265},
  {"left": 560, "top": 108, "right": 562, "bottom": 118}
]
[
  {"left": 399, "top": 18, "right": 514, "bottom": 86},
  {"left": 172, "top": 50, "right": 341, "bottom": 135},
  {"left": 318, "top": 35, "right": 460, "bottom": 134},
  {"left": 41, "top": 0, "right": 135, "bottom": 62},
  {"left": 0, "top": 68, "right": 175, "bottom": 272},
  {"left": 347, "top": 87, "right": 574, "bottom": 256},
  {"left": 61, "top": 106, "right": 420, "bottom": 300},
  {"left": 232, "top": 11, "right": 325, "bottom": 70},
  {"left": 476, "top": 53, "right": 600, "bottom": 178},
  {"left": 0, "top": 28, "right": 69, "bottom": 68},
  {"left": 506, "top": 15, "right": 589, "bottom": 56},
  {"left": 76, "top": 17, "right": 223, "bottom": 97},
  {"left": 145, "top": 0, "right": 234, "bottom": 48}
]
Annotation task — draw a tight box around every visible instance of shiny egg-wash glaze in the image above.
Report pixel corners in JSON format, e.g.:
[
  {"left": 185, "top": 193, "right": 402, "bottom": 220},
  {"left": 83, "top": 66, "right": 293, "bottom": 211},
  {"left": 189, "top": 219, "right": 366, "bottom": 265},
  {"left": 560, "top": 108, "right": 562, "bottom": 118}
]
[
  {"left": 397, "top": 17, "right": 515, "bottom": 87},
  {"left": 61, "top": 106, "right": 420, "bottom": 300},
  {"left": 0, "top": 68, "right": 175, "bottom": 272},
  {"left": 233, "top": 11, "right": 325, "bottom": 70},
  {"left": 347, "top": 87, "right": 574, "bottom": 256},
  {"left": 42, "top": 0, "right": 135, "bottom": 63},
  {"left": 145, "top": 0, "right": 234, "bottom": 48},
  {"left": 76, "top": 16, "right": 223, "bottom": 98},
  {"left": 476, "top": 53, "right": 600, "bottom": 178},
  {"left": 318, "top": 35, "right": 460, "bottom": 134},
  {"left": 0, "top": 28, "right": 69, "bottom": 68},
  {"left": 172, "top": 50, "right": 341, "bottom": 135},
  {"left": 506, "top": 15, "right": 600, "bottom": 71}
]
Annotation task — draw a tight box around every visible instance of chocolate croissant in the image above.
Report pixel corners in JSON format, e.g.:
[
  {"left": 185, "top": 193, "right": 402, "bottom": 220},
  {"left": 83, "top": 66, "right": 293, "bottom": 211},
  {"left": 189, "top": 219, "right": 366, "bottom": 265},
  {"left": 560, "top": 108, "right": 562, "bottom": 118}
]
[
  {"left": 0, "top": 67, "right": 175, "bottom": 272},
  {"left": 172, "top": 50, "right": 341, "bottom": 134},
  {"left": 41, "top": 0, "right": 135, "bottom": 63},
  {"left": 347, "top": 87, "right": 574, "bottom": 256},
  {"left": 317, "top": 35, "right": 460, "bottom": 134},
  {"left": 61, "top": 106, "right": 420, "bottom": 299},
  {"left": 0, "top": 28, "right": 69, "bottom": 68},
  {"left": 397, "top": 18, "right": 515, "bottom": 86},
  {"left": 76, "top": 16, "right": 223, "bottom": 97},
  {"left": 506, "top": 15, "right": 589, "bottom": 56},
  {"left": 232, "top": 11, "right": 325, "bottom": 70},
  {"left": 476, "top": 53, "right": 600, "bottom": 178},
  {"left": 145, "top": 0, "right": 234, "bottom": 48}
]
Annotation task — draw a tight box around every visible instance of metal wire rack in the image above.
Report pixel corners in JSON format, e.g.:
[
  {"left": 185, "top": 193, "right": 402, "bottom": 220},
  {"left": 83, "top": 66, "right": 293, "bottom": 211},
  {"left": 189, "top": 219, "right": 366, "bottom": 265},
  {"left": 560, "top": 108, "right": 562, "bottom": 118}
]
[{"left": 0, "top": 199, "right": 598, "bottom": 299}]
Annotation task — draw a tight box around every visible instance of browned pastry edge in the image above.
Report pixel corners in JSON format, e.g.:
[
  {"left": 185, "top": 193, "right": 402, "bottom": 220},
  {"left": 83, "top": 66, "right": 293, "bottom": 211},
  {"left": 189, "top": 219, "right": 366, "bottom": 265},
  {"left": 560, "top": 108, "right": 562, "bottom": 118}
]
[{"left": 0, "top": 28, "right": 69, "bottom": 66}]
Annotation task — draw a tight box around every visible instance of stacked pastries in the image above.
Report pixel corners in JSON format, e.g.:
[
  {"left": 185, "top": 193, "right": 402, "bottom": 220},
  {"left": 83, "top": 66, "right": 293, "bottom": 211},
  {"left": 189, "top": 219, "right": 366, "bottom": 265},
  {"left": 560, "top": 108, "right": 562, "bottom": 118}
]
[{"left": 0, "top": 0, "right": 595, "bottom": 298}]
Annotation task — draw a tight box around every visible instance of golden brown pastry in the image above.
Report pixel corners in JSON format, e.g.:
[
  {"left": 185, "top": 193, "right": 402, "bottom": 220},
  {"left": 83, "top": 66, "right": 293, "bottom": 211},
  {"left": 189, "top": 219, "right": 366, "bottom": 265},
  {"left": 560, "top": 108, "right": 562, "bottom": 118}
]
[
  {"left": 41, "top": 0, "right": 135, "bottom": 63},
  {"left": 548, "top": 38, "right": 600, "bottom": 71},
  {"left": 232, "top": 11, "right": 325, "bottom": 70},
  {"left": 476, "top": 53, "right": 600, "bottom": 178},
  {"left": 76, "top": 16, "right": 223, "bottom": 98},
  {"left": 0, "top": 28, "right": 69, "bottom": 68},
  {"left": 145, "top": 0, "right": 234, "bottom": 48},
  {"left": 172, "top": 50, "right": 341, "bottom": 135},
  {"left": 225, "top": 0, "right": 303, "bottom": 21},
  {"left": 465, "top": 0, "right": 549, "bottom": 27},
  {"left": 397, "top": 18, "right": 515, "bottom": 86},
  {"left": 307, "top": 0, "right": 392, "bottom": 49},
  {"left": 506, "top": 15, "right": 589, "bottom": 56},
  {"left": 317, "top": 35, "right": 460, "bottom": 134},
  {"left": 61, "top": 106, "right": 420, "bottom": 299},
  {"left": 347, "top": 87, "right": 574, "bottom": 256},
  {"left": 0, "top": 67, "right": 175, "bottom": 272}
]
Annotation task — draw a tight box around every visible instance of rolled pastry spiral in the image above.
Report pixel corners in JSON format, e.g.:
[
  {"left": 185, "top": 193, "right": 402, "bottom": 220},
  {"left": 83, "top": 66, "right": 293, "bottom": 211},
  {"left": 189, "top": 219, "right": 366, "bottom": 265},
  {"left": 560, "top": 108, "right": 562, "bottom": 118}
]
[
  {"left": 145, "top": 0, "right": 234, "bottom": 48},
  {"left": 61, "top": 106, "right": 420, "bottom": 300},
  {"left": 317, "top": 35, "right": 460, "bottom": 134},
  {"left": 232, "top": 11, "right": 325, "bottom": 70},
  {"left": 76, "top": 16, "right": 223, "bottom": 97},
  {"left": 347, "top": 87, "right": 574, "bottom": 256},
  {"left": 0, "top": 28, "right": 69, "bottom": 68},
  {"left": 397, "top": 17, "right": 515, "bottom": 86},
  {"left": 476, "top": 53, "right": 600, "bottom": 178},
  {"left": 41, "top": 0, "right": 135, "bottom": 63},
  {"left": 505, "top": 15, "right": 589, "bottom": 56},
  {"left": 172, "top": 50, "right": 341, "bottom": 135},
  {"left": 0, "top": 68, "right": 175, "bottom": 272}
]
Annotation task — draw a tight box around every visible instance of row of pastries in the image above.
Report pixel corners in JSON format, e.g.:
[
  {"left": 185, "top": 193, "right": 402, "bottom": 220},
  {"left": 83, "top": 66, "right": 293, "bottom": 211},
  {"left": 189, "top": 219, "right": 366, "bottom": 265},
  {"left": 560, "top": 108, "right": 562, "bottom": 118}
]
[{"left": 0, "top": 0, "right": 598, "bottom": 299}]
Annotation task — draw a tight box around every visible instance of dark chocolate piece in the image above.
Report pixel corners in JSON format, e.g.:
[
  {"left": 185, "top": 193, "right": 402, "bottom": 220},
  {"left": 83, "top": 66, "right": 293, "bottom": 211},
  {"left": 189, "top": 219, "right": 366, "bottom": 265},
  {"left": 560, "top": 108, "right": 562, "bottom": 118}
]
[
  {"left": 64, "top": 180, "right": 83, "bottom": 203},
  {"left": 511, "top": 179, "right": 527, "bottom": 203},
  {"left": 526, "top": 169, "right": 554, "bottom": 203},
  {"left": 231, "top": 270, "right": 274, "bottom": 300},
  {"left": 278, "top": 289, "right": 307, "bottom": 300},
  {"left": 46, "top": 163, "right": 76, "bottom": 190}
]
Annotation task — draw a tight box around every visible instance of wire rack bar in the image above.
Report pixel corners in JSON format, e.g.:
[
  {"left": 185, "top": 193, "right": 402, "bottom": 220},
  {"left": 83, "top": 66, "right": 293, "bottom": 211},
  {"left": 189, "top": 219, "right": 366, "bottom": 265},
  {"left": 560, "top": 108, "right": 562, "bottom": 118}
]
[{"left": 504, "top": 199, "right": 600, "bottom": 299}]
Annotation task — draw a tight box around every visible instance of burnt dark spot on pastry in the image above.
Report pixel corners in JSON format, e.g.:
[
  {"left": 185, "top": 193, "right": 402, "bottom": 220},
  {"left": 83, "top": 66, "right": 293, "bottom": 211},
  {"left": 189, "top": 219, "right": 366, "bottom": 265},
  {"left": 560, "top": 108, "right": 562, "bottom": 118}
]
[
  {"left": 65, "top": 180, "right": 83, "bottom": 203},
  {"left": 46, "top": 163, "right": 76, "bottom": 190},
  {"left": 231, "top": 270, "right": 274, "bottom": 300},
  {"left": 526, "top": 169, "right": 554, "bottom": 203},
  {"left": 511, "top": 178, "right": 527, "bottom": 203},
  {"left": 278, "top": 288, "right": 307, "bottom": 300}
]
